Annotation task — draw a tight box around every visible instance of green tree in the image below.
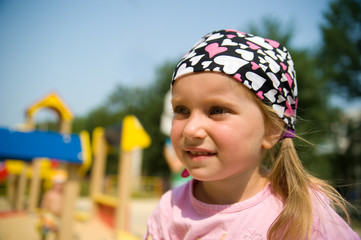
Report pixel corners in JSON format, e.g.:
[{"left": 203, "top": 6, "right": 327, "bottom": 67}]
[
  {"left": 319, "top": 0, "right": 361, "bottom": 202},
  {"left": 320, "top": 0, "right": 361, "bottom": 99},
  {"left": 132, "top": 62, "right": 177, "bottom": 177}
]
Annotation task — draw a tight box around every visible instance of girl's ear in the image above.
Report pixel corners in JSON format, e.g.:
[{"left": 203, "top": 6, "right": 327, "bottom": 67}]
[{"left": 262, "top": 126, "right": 282, "bottom": 149}]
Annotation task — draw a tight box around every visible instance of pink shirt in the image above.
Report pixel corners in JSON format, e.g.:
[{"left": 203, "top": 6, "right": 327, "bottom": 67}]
[{"left": 145, "top": 180, "right": 360, "bottom": 240}]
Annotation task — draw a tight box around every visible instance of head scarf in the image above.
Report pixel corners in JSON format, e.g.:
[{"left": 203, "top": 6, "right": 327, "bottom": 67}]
[{"left": 172, "top": 29, "right": 298, "bottom": 133}]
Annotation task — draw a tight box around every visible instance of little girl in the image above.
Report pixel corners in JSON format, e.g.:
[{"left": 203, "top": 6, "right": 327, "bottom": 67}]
[{"left": 144, "top": 29, "right": 360, "bottom": 239}]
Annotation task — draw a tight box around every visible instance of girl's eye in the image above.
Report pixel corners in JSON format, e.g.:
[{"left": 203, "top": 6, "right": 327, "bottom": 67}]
[
  {"left": 173, "top": 105, "right": 189, "bottom": 115},
  {"left": 209, "top": 106, "right": 228, "bottom": 115}
]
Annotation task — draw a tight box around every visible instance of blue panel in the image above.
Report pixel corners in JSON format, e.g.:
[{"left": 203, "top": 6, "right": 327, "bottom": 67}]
[{"left": 0, "top": 127, "right": 83, "bottom": 164}]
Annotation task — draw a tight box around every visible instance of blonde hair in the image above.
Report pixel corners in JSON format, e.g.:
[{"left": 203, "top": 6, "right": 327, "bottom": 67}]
[{"left": 254, "top": 96, "right": 351, "bottom": 240}]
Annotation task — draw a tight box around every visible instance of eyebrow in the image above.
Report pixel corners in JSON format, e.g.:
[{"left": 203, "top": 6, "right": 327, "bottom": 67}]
[{"left": 172, "top": 95, "right": 240, "bottom": 108}]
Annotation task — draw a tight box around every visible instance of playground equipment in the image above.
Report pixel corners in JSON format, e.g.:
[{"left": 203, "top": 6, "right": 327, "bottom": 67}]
[
  {"left": 0, "top": 92, "right": 153, "bottom": 239},
  {"left": 90, "top": 115, "right": 151, "bottom": 238},
  {"left": 0, "top": 127, "right": 88, "bottom": 163},
  {"left": 0, "top": 127, "right": 92, "bottom": 240},
  {"left": 25, "top": 91, "right": 73, "bottom": 133},
  {"left": 0, "top": 92, "right": 91, "bottom": 240}
]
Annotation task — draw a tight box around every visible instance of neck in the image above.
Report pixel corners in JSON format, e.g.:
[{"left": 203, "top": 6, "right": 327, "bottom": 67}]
[{"left": 193, "top": 167, "right": 269, "bottom": 205}]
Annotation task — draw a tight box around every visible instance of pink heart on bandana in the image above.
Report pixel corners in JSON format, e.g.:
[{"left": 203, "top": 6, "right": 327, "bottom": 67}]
[
  {"left": 251, "top": 61, "right": 260, "bottom": 70},
  {"left": 285, "top": 101, "right": 294, "bottom": 117},
  {"left": 205, "top": 43, "right": 228, "bottom": 58},
  {"left": 246, "top": 41, "right": 261, "bottom": 50},
  {"left": 256, "top": 91, "right": 264, "bottom": 99},
  {"left": 265, "top": 39, "right": 280, "bottom": 48},
  {"left": 280, "top": 62, "right": 287, "bottom": 71},
  {"left": 226, "top": 34, "right": 236, "bottom": 39},
  {"left": 285, "top": 73, "right": 293, "bottom": 87},
  {"left": 234, "top": 73, "right": 242, "bottom": 82}
]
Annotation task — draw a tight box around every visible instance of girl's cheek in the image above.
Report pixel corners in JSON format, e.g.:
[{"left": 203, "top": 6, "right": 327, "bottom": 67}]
[
  {"left": 171, "top": 122, "right": 185, "bottom": 146},
  {"left": 170, "top": 125, "right": 178, "bottom": 141},
  {"left": 171, "top": 120, "right": 183, "bottom": 135}
]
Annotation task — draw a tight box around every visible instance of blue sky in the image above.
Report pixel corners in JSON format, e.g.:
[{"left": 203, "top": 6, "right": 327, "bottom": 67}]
[{"left": 0, "top": 0, "right": 333, "bottom": 127}]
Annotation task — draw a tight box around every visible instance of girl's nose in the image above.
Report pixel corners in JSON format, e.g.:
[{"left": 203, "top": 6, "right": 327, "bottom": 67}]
[{"left": 183, "top": 112, "right": 207, "bottom": 140}]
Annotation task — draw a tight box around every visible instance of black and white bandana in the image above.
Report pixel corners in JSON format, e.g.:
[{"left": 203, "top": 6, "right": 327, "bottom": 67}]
[{"left": 172, "top": 29, "right": 298, "bottom": 132}]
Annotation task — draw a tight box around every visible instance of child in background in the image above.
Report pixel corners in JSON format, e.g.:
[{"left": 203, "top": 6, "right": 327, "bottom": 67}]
[
  {"left": 39, "top": 170, "right": 66, "bottom": 240},
  {"left": 161, "top": 90, "right": 192, "bottom": 188},
  {"left": 163, "top": 137, "right": 192, "bottom": 188},
  {"left": 145, "top": 29, "right": 360, "bottom": 239}
]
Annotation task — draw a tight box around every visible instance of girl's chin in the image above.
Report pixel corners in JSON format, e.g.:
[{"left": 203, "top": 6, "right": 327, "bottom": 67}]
[{"left": 187, "top": 170, "right": 217, "bottom": 182}]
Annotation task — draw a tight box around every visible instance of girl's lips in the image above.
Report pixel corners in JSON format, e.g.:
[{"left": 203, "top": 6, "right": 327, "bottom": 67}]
[
  {"left": 187, "top": 151, "right": 215, "bottom": 156},
  {"left": 184, "top": 148, "right": 217, "bottom": 160}
]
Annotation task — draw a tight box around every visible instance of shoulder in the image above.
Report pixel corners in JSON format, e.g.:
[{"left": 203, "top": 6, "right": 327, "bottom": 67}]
[
  {"left": 156, "top": 180, "right": 191, "bottom": 209},
  {"left": 145, "top": 181, "right": 192, "bottom": 239},
  {"left": 310, "top": 190, "right": 360, "bottom": 239},
  {"left": 148, "top": 181, "right": 192, "bottom": 220}
]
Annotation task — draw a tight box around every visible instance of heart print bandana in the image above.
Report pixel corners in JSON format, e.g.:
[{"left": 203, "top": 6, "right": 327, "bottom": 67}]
[{"left": 172, "top": 29, "right": 298, "bottom": 132}]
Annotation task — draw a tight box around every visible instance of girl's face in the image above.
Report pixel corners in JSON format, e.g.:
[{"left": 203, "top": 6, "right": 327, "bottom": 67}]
[{"left": 171, "top": 72, "right": 275, "bottom": 183}]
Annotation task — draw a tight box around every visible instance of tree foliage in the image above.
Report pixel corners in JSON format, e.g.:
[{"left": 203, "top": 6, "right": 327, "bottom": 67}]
[
  {"left": 319, "top": 0, "right": 361, "bottom": 201},
  {"left": 320, "top": 0, "right": 361, "bottom": 99}
]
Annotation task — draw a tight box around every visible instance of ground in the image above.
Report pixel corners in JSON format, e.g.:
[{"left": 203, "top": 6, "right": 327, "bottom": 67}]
[
  {"left": 1, "top": 197, "right": 360, "bottom": 239},
  {"left": 0, "top": 197, "right": 159, "bottom": 240}
]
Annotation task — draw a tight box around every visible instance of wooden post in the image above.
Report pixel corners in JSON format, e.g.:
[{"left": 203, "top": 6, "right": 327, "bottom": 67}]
[
  {"left": 6, "top": 174, "right": 16, "bottom": 209},
  {"left": 59, "top": 120, "right": 72, "bottom": 135},
  {"left": 59, "top": 164, "right": 80, "bottom": 240},
  {"left": 90, "top": 129, "right": 107, "bottom": 215},
  {"left": 115, "top": 150, "right": 133, "bottom": 232},
  {"left": 25, "top": 116, "right": 34, "bottom": 131},
  {"left": 131, "top": 149, "right": 142, "bottom": 192},
  {"left": 16, "top": 164, "right": 28, "bottom": 211},
  {"left": 28, "top": 159, "right": 42, "bottom": 212}
]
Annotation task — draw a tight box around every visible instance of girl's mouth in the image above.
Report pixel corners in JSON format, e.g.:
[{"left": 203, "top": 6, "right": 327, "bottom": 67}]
[
  {"left": 187, "top": 151, "right": 216, "bottom": 156},
  {"left": 185, "top": 150, "right": 217, "bottom": 162}
]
